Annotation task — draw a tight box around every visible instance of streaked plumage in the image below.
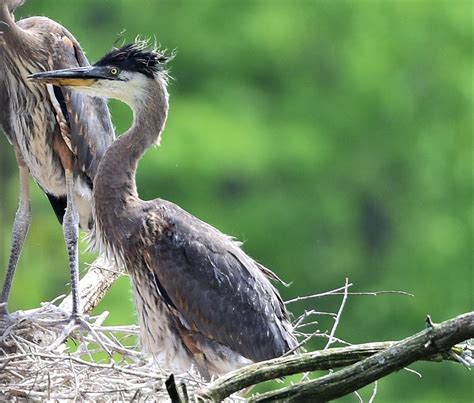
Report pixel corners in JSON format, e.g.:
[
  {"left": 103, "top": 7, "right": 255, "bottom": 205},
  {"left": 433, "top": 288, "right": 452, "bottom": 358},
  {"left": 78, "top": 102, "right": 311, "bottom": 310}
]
[
  {"left": 30, "top": 43, "right": 297, "bottom": 377},
  {"left": 0, "top": 0, "right": 114, "bottom": 316}
]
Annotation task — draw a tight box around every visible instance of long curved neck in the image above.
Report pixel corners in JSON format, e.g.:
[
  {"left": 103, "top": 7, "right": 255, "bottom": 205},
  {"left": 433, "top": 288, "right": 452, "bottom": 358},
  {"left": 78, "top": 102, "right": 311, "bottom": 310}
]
[
  {"left": 0, "top": 3, "right": 40, "bottom": 54},
  {"left": 0, "top": 3, "right": 16, "bottom": 32},
  {"left": 94, "top": 77, "right": 169, "bottom": 211}
]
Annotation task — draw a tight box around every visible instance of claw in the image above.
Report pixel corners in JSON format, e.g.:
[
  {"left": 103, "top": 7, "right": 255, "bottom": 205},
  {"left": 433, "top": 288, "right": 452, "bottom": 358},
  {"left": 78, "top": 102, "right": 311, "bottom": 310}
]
[
  {"left": 0, "top": 303, "right": 14, "bottom": 334},
  {"left": 0, "top": 308, "right": 17, "bottom": 352},
  {"left": 45, "top": 313, "right": 112, "bottom": 356},
  {"left": 0, "top": 301, "right": 8, "bottom": 316}
]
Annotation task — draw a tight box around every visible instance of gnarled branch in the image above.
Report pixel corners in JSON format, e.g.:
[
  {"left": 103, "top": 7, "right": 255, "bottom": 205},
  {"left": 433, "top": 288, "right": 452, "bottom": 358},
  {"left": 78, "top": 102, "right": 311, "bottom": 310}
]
[{"left": 197, "top": 312, "right": 473, "bottom": 402}]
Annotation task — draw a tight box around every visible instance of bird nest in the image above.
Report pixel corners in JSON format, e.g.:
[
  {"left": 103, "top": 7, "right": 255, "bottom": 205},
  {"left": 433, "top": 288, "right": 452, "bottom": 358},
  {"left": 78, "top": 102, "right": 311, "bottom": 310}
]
[
  {"left": 0, "top": 297, "right": 221, "bottom": 401},
  {"left": 1, "top": 278, "right": 470, "bottom": 402},
  {"left": 0, "top": 279, "right": 367, "bottom": 401}
]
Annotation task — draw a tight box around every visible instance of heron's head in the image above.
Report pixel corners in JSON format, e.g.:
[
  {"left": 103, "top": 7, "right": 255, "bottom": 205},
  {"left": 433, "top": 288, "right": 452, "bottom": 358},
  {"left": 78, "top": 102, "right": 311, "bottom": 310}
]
[{"left": 29, "top": 42, "right": 171, "bottom": 105}]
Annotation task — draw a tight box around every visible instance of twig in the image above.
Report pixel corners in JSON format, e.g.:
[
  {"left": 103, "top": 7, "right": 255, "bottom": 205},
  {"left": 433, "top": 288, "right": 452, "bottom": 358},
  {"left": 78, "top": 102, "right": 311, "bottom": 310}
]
[
  {"left": 330, "top": 291, "right": 414, "bottom": 297},
  {"left": 285, "top": 284, "right": 353, "bottom": 304},
  {"left": 403, "top": 367, "right": 422, "bottom": 378},
  {"left": 324, "top": 278, "right": 349, "bottom": 350},
  {"left": 368, "top": 380, "right": 378, "bottom": 403},
  {"left": 354, "top": 390, "right": 363, "bottom": 403},
  {"left": 281, "top": 329, "right": 321, "bottom": 357},
  {"left": 285, "top": 286, "right": 413, "bottom": 305}
]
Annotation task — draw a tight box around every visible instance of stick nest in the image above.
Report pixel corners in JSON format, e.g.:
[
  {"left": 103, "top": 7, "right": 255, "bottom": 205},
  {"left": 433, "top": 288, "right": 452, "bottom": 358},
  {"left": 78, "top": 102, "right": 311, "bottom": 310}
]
[
  {"left": 0, "top": 298, "right": 223, "bottom": 401},
  {"left": 0, "top": 279, "right": 372, "bottom": 401}
]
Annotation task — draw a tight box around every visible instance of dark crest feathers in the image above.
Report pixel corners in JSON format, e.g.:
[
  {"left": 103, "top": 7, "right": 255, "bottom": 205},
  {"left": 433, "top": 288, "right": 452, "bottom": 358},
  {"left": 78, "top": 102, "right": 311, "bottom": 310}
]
[{"left": 94, "top": 42, "right": 171, "bottom": 79}]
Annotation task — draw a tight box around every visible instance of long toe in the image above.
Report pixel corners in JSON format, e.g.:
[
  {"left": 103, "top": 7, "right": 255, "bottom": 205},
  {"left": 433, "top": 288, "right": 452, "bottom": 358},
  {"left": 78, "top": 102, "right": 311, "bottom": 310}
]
[
  {"left": 46, "top": 314, "right": 112, "bottom": 357},
  {"left": 0, "top": 302, "right": 14, "bottom": 332},
  {"left": 0, "top": 301, "right": 9, "bottom": 317},
  {"left": 0, "top": 307, "right": 17, "bottom": 353}
]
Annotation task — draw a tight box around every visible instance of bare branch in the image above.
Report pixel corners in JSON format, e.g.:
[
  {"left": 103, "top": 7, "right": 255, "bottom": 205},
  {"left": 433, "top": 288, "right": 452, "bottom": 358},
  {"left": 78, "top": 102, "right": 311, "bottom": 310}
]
[
  {"left": 249, "top": 312, "right": 473, "bottom": 402},
  {"left": 197, "top": 312, "right": 473, "bottom": 402},
  {"left": 59, "top": 255, "right": 124, "bottom": 315}
]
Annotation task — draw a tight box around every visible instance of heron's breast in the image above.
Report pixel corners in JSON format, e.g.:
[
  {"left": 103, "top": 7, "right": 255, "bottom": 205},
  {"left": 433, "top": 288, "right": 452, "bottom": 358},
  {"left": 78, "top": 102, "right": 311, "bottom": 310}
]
[
  {"left": 5, "top": 59, "right": 66, "bottom": 195},
  {"left": 14, "top": 111, "right": 66, "bottom": 196},
  {"left": 131, "top": 269, "right": 192, "bottom": 371}
]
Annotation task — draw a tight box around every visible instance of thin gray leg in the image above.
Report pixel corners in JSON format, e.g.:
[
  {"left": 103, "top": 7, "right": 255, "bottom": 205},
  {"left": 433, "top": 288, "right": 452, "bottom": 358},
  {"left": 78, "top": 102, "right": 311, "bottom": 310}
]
[
  {"left": 63, "top": 169, "right": 80, "bottom": 318},
  {"left": 0, "top": 164, "right": 31, "bottom": 314}
]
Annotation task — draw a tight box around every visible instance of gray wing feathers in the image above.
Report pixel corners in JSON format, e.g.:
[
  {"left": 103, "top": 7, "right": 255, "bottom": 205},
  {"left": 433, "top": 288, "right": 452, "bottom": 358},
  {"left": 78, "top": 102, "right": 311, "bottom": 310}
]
[{"left": 149, "top": 201, "right": 296, "bottom": 362}]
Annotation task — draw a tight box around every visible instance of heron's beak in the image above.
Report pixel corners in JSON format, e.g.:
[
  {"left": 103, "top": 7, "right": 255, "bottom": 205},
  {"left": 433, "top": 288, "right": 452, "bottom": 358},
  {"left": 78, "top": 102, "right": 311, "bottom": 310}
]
[{"left": 28, "top": 66, "right": 111, "bottom": 87}]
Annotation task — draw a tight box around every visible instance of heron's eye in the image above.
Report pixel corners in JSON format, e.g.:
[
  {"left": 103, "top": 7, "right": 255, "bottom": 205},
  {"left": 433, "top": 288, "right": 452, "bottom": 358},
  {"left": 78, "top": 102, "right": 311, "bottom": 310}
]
[{"left": 110, "top": 67, "right": 119, "bottom": 75}]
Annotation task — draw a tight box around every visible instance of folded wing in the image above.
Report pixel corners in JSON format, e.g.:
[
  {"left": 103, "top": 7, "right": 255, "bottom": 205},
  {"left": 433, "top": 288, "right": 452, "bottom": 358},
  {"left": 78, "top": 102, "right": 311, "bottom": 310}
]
[{"left": 144, "top": 200, "right": 296, "bottom": 362}]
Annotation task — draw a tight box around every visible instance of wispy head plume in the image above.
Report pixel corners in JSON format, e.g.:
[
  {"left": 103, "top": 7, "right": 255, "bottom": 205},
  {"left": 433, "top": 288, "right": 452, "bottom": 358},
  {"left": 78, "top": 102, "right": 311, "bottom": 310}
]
[{"left": 94, "top": 39, "right": 173, "bottom": 79}]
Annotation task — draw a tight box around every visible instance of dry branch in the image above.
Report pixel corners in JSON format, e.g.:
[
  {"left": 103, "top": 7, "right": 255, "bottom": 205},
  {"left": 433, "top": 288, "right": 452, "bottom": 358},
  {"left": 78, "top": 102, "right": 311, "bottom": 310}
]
[
  {"left": 197, "top": 312, "right": 473, "bottom": 401},
  {"left": 244, "top": 312, "right": 473, "bottom": 402},
  {"left": 59, "top": 254, "right": 124, "bottom": 315}
]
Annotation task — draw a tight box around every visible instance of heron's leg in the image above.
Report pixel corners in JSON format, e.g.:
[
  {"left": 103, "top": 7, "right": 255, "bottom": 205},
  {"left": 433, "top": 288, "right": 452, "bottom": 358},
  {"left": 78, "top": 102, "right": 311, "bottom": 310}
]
[
  {"left": 48, "top": 88, "right": 82, "bottom": 319},
  {"left": 63, "top": 168, "right": 81, "bottom": 319},
  {"left": 0, "top": 157, "right": 31, "bottom": 316},
  {"left": 53, "top": 132, "right": 81, "bottom": 319}
]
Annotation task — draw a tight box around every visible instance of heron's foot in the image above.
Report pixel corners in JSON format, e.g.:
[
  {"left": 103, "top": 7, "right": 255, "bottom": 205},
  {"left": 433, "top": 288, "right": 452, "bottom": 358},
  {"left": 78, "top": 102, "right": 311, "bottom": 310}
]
[
  {"left": 69, "top": 313, "right": 113, "bottom": 356},
  {"left": 0, "top": 301, "right": 8, "bottom": 316},
  {"left": 0, "top": 305, "right": 17, "bottom": 352},
  {"left": 46, "top": 312, "right": 112, "bottom": 356},
  {"left": 0, "top": 306, "right": 13, "bottom": 333}
]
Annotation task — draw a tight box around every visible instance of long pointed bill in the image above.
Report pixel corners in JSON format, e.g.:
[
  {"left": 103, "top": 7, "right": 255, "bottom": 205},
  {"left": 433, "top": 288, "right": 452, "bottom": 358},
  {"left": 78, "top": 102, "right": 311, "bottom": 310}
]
[{"left": 28, "top": 66, "right": 111, "bottom": 87}]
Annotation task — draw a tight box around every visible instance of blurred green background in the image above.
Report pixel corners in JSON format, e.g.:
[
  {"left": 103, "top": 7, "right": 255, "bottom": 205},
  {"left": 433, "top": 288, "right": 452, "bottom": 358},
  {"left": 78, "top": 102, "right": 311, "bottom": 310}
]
[{"left": 0, "top": 0, "right": 472, "bottom": 401}]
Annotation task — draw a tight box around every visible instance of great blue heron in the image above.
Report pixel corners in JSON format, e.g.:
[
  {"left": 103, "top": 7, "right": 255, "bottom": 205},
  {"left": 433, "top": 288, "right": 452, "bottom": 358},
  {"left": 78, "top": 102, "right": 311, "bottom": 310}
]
[
  {"left": 31, "top": 43, "right": 297, "bottom": 376},
  {"left": 0, "top": 0, "right": 114, "bottom": 321}
]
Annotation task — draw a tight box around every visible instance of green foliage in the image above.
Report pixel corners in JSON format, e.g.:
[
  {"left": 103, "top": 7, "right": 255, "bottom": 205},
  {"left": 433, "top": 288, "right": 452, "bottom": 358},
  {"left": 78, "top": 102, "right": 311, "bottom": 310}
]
[{"left": 0, "top": 1, "right": 471, "bottom": 400}]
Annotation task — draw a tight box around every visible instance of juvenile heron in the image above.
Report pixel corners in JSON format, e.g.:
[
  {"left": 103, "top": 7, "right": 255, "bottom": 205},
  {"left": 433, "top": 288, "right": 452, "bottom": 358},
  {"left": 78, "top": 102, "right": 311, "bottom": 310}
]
[
  {"left": 31, "top": 43, "right": 297, "bottom": 376},
  {"left": 0, "top": 0, "right": 114, "bottom": 320}
]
